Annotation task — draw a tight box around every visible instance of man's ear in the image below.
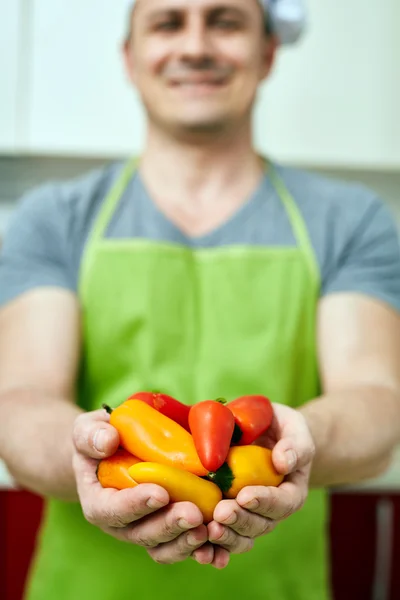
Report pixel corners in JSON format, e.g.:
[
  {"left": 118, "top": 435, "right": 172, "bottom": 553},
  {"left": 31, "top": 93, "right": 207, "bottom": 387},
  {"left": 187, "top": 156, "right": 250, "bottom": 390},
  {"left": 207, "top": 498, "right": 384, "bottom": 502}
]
[
  {"left": 259, "top": 35, "right": 278, "bottom": 82},
  {"left": 122, "top": 38, "right": 137, "bottom": 86}
]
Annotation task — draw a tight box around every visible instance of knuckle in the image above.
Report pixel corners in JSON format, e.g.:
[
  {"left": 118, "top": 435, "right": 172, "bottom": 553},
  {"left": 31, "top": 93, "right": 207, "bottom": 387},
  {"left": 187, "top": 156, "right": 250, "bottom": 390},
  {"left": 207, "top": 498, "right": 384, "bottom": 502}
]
[
  {"left": 147, "top": 549, "right": 169, "bottom": 565},
  {"left": 258, "top": 519, "right": 274, "bottom": 537},
  {"left": 130, "top": 529, "right": 159, "bottom": 548},
  {"left": 101, "top": 508, "right": 126, "bottom": 528},
  {"left": 82, "top": 505, "right": 97, "bottom": 526},
  {"left": 243, "top": 538, "right": 255, "bottom": 553},
  {"left": 163, "top": 518, "right": 181, "bottom": 539}
]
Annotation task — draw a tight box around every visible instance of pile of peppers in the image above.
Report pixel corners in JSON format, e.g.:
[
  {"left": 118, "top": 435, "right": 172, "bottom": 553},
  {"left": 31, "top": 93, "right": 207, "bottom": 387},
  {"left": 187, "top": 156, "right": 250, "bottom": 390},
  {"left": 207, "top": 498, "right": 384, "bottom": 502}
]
[{"left": 98, "top": 392, "right": 283, "bottom": 523}]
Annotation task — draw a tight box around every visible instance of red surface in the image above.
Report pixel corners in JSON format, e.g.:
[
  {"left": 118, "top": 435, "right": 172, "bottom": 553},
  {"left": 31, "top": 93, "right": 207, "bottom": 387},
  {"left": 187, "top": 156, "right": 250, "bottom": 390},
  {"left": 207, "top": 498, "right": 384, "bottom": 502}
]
[
  {"left": 1, "top": 491, "right": 43, "bottom": 600},
  {"left": 330, "top": 493, "right": 378, "bottom": 600},
  {"left": 1, "top": 490, "right": 400, "bottom": 600},
  {"left": 390, "top": 495, "right": 400, "bottom": 598}
]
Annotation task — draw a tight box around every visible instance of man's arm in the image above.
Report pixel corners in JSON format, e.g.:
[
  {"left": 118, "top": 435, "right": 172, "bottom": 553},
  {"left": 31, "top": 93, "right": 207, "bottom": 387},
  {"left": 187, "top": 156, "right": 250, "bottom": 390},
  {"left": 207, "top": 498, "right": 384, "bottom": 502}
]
[
  {"left": 0, "top": 288, "right": 224, "bottom": 567},
  {"left": 0, "top": 289, "right": 85, "bottom": 500},
  {"left": 301, "top": 293, "right": 400, "bottom": 487}
]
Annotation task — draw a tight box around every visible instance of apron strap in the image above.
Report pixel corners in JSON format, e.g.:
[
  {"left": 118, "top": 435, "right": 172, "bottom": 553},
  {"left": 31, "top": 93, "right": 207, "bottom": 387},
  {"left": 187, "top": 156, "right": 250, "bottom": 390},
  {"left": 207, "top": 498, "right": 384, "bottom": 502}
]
[
  {"left": 78, "top": 157, "right": 139, "bottom": 298},
  {"left": 90, "top": 157, "right": 139, "bottom": 244},
  {"left": 269, "top": 166, "right": 321, "bottom": 290}
]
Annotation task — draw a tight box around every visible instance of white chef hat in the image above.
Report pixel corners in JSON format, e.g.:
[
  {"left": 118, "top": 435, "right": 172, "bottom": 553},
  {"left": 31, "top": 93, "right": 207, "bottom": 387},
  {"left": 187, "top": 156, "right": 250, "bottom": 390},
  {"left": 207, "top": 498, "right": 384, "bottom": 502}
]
[{"left": 125, "top": 0, "right": 307, "bottom": 45}]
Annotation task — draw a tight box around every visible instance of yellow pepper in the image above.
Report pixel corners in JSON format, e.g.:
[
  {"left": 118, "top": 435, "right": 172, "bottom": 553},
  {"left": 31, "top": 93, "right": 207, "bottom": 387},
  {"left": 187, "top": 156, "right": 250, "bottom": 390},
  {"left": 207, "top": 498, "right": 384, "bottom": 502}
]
[
  {"left": 210, "top": 445, "right": 284, "bottom": 499},
  {"left": 128, "top": 462, "right": 222, "bottom": 523},
  {"left": 106, "top": 400, "right": 208, "bottom": 477}
]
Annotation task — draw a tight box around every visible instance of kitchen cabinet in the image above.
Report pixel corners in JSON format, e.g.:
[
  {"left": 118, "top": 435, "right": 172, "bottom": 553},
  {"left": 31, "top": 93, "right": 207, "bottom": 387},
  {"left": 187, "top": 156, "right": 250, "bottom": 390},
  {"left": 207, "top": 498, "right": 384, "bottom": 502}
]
[
  {"left": 24, "top": 0, "right": 399, "bottom": 167},
  {"left": 0, "top": 0, "right": 23, "bottom": 153},
  {"left": 26, "top": 0, "right": 145, "bottom": 157},
  {"left": 254, "top": 0, "right": 400, "bottom": 168}
]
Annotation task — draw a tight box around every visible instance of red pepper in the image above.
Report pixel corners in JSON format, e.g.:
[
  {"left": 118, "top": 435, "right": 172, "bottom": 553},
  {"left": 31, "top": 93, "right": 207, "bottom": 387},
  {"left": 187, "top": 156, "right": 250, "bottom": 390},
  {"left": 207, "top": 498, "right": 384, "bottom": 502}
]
[
  {"left": 228, "top": 395, "right": 273, "bottom": 446},
  {"left": 189, "top": 399, "right": 235, "bottom": 473},
  {"left": 128, "top": 391, "right": 191, "bottom": 431}
]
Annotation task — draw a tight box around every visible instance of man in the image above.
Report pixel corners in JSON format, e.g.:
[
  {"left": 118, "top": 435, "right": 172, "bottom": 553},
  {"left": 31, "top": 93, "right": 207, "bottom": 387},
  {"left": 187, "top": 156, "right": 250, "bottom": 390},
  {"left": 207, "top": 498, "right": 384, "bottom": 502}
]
[{"left": 1, "top": 1, "right": 400, "bottom": 599}]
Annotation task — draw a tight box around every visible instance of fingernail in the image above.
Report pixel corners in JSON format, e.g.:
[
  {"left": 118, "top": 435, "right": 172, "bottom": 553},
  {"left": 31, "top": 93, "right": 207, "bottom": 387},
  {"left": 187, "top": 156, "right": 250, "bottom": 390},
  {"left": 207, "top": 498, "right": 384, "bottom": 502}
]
[
  {"left": 187, "top": 533, "right": 200, "bottom": 547},
  {"left": 178, "top": 518, "right": 192, "bottom": 530},
  {"left": 146, "top": 498, "right": 166, "bottom": 509},
  {"left": 243, "top": 499, "right": 259, "bottom": 510},
  {"left": 285, "top": 450, "right": 297, "bottom": 470},
  {"left": 93, "top": 429, "right": 108, "bottom": 453},
  {"left": 222, "top": 512, "right": 238, "bottom": 525}
]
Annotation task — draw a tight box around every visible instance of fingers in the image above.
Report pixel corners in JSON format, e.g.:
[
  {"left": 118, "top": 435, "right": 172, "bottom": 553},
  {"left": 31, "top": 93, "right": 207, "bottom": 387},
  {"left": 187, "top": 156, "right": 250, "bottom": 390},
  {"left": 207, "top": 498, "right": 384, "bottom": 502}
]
[
  {"left": 73, "top": 409, "right": 119, "bottom": 459},
  {"left": 270, "top": 405, "right": 315, "bottom": 475},
  {"left": 115, "top": 502, "right": 203, "bottom": 547},
  {"left": 236, "top": 476, "right": 308, "bottom": 521},
  {"left": 211, "top": 547, "right": 231, "bottom": 569},
  {"left": 192, "top": 543, "right": 215, "bottom": 565},
  {"left": 147, "top": 525, "right": 208, "bottom": 564},
  {"left": 208, "top": 521, "right": 254, "bottom": 555},
  {"left": 73, "top": 451, "right": 169, "bottom": 527},
  {"left": 213, "top": 499, "right": 276, "bottom": 538}
]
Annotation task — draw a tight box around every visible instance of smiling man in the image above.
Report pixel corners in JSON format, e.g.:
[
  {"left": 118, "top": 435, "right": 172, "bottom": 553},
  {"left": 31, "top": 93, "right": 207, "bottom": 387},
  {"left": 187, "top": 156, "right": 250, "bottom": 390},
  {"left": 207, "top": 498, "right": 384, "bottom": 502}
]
[{"left": 1, "top": 1, "right": 400, "bottom": 599}]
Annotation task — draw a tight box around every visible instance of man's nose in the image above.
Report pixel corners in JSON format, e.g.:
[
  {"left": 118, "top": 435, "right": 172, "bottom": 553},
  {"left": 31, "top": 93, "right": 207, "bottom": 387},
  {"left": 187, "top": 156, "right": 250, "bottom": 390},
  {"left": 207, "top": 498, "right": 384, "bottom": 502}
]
[{"left": 179, "top": 19, "right": 212, "bottom": 61}]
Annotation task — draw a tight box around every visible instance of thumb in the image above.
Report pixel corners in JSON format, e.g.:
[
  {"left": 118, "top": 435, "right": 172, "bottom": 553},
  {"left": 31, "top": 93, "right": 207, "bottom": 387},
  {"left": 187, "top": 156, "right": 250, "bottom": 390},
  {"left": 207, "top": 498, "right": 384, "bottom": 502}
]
[
  {"left": 271, "top": 413, "right": 315, "bottom": 475},
  {"left": 73, "top": 409, "right": 120, "bottom": 459},
  {"left": 272, "top": 439, "right": 299, "bottom": 475}
]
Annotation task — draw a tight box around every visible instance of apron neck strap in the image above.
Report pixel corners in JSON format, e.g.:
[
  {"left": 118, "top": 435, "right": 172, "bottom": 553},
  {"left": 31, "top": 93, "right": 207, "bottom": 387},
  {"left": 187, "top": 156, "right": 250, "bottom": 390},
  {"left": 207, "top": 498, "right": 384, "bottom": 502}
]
[
  {"left": 269, "top": 165, "right": 320, "bottom": 288},
  {"left": 90, "top": 157, "right": 139, "bottom": 244},
  {"left": 85, "top": 156, "right": 320, "bottom": 290}
]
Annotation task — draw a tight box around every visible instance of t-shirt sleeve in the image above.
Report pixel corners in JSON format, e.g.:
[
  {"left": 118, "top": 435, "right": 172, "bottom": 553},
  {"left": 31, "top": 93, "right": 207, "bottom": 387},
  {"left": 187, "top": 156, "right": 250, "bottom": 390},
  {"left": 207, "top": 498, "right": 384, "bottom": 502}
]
[
  {"left": 0, "top": 183, "right": 76, "bottom": 308},
  {"left": 321, "top": 196, "right": 400, "bottom": 312}
]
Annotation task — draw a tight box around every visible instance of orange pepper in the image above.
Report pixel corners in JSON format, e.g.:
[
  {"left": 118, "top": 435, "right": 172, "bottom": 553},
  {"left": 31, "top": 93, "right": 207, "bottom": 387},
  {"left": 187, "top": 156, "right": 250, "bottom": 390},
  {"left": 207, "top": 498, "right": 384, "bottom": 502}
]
[
  {"left": 97, "top": 448, "right": 141, "bottom": 490},
  {"left": 210, "top": 445, "right": 284, "bottom": 499},
  {"left": 106, "top": 400, "right": 208, "bottom": 477},
  {"left": 129, "top": 462, "right": 222, "bottom": 523}
]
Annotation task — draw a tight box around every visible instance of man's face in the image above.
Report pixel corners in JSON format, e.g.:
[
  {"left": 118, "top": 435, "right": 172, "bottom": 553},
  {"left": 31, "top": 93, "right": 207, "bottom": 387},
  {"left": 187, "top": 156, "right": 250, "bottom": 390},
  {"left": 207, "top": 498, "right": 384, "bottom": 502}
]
[{"left": 124, "top": 0, "right": 276, "bottom": 136}]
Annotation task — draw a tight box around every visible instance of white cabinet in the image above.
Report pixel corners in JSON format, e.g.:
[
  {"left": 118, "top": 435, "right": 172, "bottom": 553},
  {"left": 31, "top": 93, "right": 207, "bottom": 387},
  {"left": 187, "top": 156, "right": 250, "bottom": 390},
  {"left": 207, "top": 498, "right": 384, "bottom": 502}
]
[
  {"left": 26, "top": 0, "right": 145, "bottom": 156},
  {"left": 21, "top": 0, "right": 400, "bottom": 166},
  {"left": 0, "top": 0, "right": 22, "bottom": 153},
  {"left": 254, "top": 0, "right": 399, "bottom": 168}
]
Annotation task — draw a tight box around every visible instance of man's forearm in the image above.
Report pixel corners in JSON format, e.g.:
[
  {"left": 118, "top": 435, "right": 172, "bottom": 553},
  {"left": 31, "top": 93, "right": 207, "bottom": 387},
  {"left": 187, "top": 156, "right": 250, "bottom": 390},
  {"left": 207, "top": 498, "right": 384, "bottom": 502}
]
[
  {"left": 0, "top": 388, "right": 82, "bottom": 501},
  {"left": 300, "top": 385, "right": 400, "bottom": 487}
]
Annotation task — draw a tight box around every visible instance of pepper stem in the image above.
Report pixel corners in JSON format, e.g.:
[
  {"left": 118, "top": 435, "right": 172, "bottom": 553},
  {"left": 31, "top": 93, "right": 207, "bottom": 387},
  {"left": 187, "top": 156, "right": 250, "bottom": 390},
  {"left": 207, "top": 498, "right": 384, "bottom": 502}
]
[
  {"left": 207, "top": 462, "right": 234, "bottom": 493},
  {"left": 215, "top": 397, "right": 227, "bottom": 405},
  {"left": 102, "top": 404, "right": 113, "bottom": 415}
]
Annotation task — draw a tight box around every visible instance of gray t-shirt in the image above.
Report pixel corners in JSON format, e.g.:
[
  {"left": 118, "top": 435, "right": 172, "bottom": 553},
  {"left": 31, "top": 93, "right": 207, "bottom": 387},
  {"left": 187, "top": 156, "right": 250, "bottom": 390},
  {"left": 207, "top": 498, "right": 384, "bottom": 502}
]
[{"left": 1, "top": 161, "right": 400, "bottom": 312}]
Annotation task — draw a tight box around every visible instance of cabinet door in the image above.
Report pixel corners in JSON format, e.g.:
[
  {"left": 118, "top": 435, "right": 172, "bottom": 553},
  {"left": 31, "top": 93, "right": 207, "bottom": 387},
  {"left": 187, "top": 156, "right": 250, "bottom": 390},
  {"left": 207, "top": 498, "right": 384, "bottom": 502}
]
[
  {"left": 0, "top": 0, "right": 22, "bottom": 153},
  {"left": 254, "top": 0, "right": 399, "bottom": 168},
  {"left": 27, "top": 0, "right": 145, "bottom": 156}
]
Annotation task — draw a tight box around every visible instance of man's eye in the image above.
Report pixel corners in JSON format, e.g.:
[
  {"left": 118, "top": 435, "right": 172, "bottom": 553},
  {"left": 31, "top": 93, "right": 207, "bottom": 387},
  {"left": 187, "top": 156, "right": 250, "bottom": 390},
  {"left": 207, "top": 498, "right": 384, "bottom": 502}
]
[
  {"left": 213, "top": 20, "right": 240, "bottom": 30},
  {"left": 155, "top": 21, "right": 180, "bottom": 31}
]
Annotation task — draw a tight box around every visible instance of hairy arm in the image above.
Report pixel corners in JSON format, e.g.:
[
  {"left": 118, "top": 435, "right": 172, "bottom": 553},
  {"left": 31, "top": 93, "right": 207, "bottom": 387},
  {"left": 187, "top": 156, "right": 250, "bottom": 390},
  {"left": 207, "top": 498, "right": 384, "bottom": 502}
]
[
  {"left": 301, "top": 294, "right": 400, "bottom": 487},
  {"left": 0, "top": 289, "right": 83, "bottom": 500}
]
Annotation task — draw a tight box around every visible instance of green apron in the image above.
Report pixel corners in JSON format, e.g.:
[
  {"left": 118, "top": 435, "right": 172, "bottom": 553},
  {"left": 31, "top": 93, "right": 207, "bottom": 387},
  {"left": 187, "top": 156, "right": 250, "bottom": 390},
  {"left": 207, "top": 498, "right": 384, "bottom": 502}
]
[{"left": 26, "top": 159, "right": 331, "bottom": 600}]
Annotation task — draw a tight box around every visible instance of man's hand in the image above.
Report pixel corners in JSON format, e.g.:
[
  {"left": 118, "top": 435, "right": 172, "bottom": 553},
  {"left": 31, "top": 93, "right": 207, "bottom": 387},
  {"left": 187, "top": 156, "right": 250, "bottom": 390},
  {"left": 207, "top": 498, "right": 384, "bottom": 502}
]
[
  {"left": 209, "top": 403, "right": 315, "bottom": 555},
  {"left": 72, "top": 409, "right": 229, "bottom": 568}
]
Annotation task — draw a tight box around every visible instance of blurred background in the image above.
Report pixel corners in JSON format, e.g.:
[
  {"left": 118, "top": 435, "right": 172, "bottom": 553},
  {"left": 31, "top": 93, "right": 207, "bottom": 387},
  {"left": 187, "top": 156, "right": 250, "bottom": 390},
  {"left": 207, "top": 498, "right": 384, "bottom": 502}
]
[{"left": 1, "top": 0, "right": 399, "bottom": 599}]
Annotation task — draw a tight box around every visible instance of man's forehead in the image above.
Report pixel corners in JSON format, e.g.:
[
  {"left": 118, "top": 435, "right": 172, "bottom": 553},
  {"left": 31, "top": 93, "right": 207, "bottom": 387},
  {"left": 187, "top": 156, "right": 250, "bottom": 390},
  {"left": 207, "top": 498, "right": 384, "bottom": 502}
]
[{"left": 134, "top": 0, "right": 264, "bottom": 15}]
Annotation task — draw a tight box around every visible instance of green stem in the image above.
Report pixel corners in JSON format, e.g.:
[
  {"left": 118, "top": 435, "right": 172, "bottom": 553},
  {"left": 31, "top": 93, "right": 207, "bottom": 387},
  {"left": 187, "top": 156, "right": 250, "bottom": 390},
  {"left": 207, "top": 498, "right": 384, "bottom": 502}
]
[
  {"left": 207, "top": 462, "right": 234, "bottom": 493},
  {"left": 102, "top": 404, "right": 113, "bottom": 415},
  {"left": 215, "top": 397, "right": 227, "bottom": 405}
]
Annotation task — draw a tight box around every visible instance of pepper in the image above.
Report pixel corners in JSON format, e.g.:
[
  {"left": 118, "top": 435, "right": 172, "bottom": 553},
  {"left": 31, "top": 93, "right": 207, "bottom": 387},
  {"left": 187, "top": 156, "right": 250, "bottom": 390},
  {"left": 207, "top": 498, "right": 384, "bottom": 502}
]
[
  {"left": 97, "top": 448, "right": 141, "bottom": 490},
  {"left": 209, "top": 445, "right": 284, "bottom": 499},
  {"left": 189, "top": 399, "right": 235, "bottom": 472},
  {"left": 128, "top": 391, "right": 191, "bottom": 431},
  {"left": 128, "top": 462, "right": 222, "bottom": 523},
  {"left": 228, "top": 395, "right": 273, "bottom": 445},
  {"left": 105, "top": 400, "right": 208, "bottom": 477}
]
